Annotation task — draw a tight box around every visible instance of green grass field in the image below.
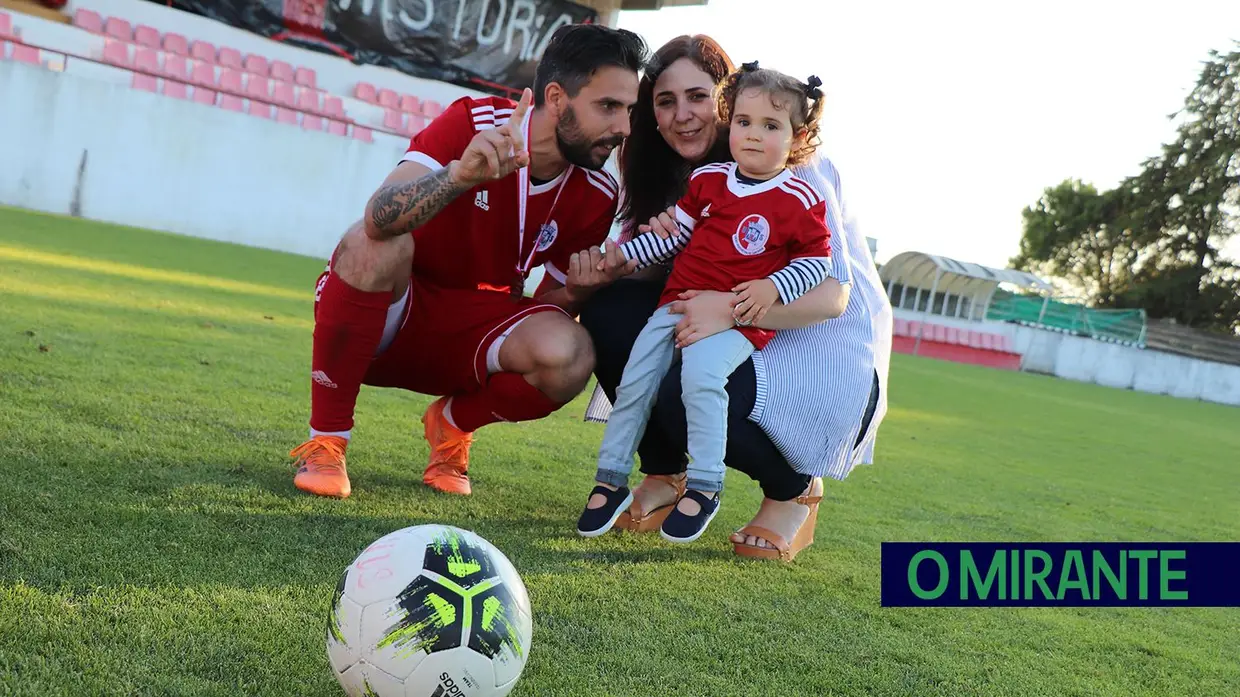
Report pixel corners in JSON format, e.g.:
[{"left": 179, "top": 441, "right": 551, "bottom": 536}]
[{"left": 1, "top": 205, "right": 1238, "bottom": 697}]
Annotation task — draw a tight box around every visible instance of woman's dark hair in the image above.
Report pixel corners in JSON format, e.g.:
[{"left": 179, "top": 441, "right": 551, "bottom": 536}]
[
  {"left": 618, "top": 35, "right": 734, "bottom": 230},
  {"left": 717, "top": 60, "right": 825, "bottom": 166}
]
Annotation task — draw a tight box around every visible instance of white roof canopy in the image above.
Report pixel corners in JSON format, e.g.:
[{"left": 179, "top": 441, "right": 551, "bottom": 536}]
[{"left": 880, "top": 251, "right": 1054, "bottom": 296}]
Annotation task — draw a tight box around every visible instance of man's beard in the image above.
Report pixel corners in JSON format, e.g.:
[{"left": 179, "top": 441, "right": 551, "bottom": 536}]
[{"left": 556, "top": 105, "right": 622, "bottom": 171}]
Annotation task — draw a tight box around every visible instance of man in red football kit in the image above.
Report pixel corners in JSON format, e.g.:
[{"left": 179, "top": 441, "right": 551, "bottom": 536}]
[{"left": 290, "top": 25, "right": 647, "bottom": 498}]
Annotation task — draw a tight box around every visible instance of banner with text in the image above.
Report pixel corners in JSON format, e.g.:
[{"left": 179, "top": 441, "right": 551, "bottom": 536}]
[{"left": 150, "top": 0, "right": 599, "bottom": 92}]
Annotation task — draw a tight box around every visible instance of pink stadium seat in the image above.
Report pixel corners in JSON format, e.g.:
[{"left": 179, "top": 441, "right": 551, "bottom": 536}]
[
  {"left": 423, "top": 100, "right": 443, "bottom": 116},
  {"left": 406, "top": 113, "right": 426, "bottom": 136},
  {"left": 892, "top": 318, "right": 909, "bottom": 337},
  {"left": 0, "top": 12, "right": 13, "bottom": 39},
  {"left": 104, "top": 18, "right": 132, "bottom": 42},
  {"left": 906, "top": 321, "right": 922, "bottom": 337},
  {"left": 72, "top": 9, "right": 103, "bottom": 34},
  {"left": 162, "top": 80, "right": 189, "bottom": 100},
  {"left": 133, "top": 47, "right": 159, "bottom": 75},
  {"left": 996, "top": 335, "right": 1012, "bottom": 352},
  {"left": 353, "top": 126, "right": 373, "bottom": 143},
  {"left": 219, "top": 93, "right": 244, "bottom": 112},
  {"left": 247, "top": 100, "right": 271, "bottom": 119},
  {"left": 327, "top": 119, "right": 347, "bottom": 136},
  {"left": 243, "top": 54, "right": 268, "bottom": 76},
  {"left": 946, "top": 327, "right": 960, "bottom": 344},
  {"left": 218, "top": 46, "right": 243, "bottom": 70},
  {"left": 218, "top": 69, "right": 243, "bottom": 94},
  {"left": 323, "top": 96, "right": 345, "bottom": 118},
  {"left": 969, "top": 332, "right": 984, "bottom": 349},
  {"left": 12, "top": 43, "right": 40, "bottom": 65},
  {"left": 302, "top": 115, "right": 324, "bottom": 132},
  {"left": 382, "top": 109, "right": 403, "bottom": 132},
  {"left": 296, "top": 88, "right": 321, "bottom": 113},
  {"left": 130, "top": 71, "right": 158, "bottom": 93},
  {"left": 399, "top": 94, "right": 420, "bottom": 113},
  {"left": 270, "top": 60, "right": 294, "bottom": 83},
  {"left": 244, "top": 75, "right": 270, "bottom": 101},
  {"left": 275, "top": 107, "right": 299, "bottom": 125},
  {"left": 191, "top": 62, "right": 215, "bottom": 87},
  {"left": 981, "top": 334, "right": 995, "bottom": 351},
  {"left": 294, "top": 66, "right": 316, "bottom": 89},
  {"left": 162, "top": 54, "right": 189, "bottom": 81},
  {"left": 353, "top": 82, "right": 377, "bottom": 102},
  {"left": 932, "top": 324, "right": 948, "bottom": 342},
  {"left": 162, "top": 33, "right": 189, "bottom": 56},
  {"left": 133, "top": 25, "right": 160, "bottom": 49},
  {"left": 377, "top": 88, "right": 399, "bottom": 108},
  {"left": 192, "top": 87, "right": 216, "bottom": 106},
  {"left": 272, "top": 82, "right": 296, "bottom": 107},
  {"left": 955, "top": 328, "right": 972, "bottom": 346},
  {"left": 102, "top": 40, "right": 130, "bottom": 67},
  {"left": 190, "top": 40, "right": 215, "bottom": 63}
]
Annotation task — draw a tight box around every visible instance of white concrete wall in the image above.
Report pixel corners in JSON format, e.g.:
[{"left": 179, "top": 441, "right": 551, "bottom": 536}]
[
  {"left": 0, "top": 60, "right": 406, "bottom": 260},
  {"left": 892, "top": 308, "right": 1240, "bottom": 407}
]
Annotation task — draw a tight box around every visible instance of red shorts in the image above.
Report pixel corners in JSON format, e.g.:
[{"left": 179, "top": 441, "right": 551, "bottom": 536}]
[{"left": 356, "top": 275, "right": 567, "bottom": 397}]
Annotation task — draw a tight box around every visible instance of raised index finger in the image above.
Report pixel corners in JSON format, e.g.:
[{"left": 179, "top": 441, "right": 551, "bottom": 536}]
[{"left": 508, "top": 88, "right": 533, "bottom": 154}]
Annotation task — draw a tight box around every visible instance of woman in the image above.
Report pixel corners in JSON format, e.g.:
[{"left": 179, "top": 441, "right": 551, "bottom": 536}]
[{"left": 578, "top": 35, "right": 893, "bottom": 561}]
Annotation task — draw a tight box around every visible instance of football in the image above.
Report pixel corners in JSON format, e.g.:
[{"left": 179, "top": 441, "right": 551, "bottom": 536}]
[{"left": 326, "top": 525, "right": 533, "bottom": 697}]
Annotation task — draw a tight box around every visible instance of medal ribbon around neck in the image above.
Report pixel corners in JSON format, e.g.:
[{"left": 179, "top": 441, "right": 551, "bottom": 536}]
[{"left": 516, "top": 107, "right": 573, "bottom": 279}]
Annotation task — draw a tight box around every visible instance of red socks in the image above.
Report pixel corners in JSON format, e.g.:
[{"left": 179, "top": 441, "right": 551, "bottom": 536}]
[
  {"left": 309, "top": 271, "right": 393, "bottom": 433},
  {"left": 448, "top": 373, "right": 562, "bottom": 433}
]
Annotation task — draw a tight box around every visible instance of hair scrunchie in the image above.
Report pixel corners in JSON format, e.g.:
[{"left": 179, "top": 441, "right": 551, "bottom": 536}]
[
  {"left": 805, "top": 75, "right": 823, "bottom": 100},
  {"left": 741, "top": 60, "right": 760, "bottom": 72}
]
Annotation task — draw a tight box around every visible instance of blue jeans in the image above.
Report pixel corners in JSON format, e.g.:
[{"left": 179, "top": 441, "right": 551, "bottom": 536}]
[{"left": 596, "top": 305, "right": 756, "bottom": 493}]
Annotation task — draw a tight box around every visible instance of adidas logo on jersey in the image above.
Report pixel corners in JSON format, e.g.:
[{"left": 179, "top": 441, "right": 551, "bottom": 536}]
[
  {"left": 474, "top": 191, "right": 489, "bottom": 211},
  {"left": 311, "top": 370, "right": 337, "bottom": 389}
]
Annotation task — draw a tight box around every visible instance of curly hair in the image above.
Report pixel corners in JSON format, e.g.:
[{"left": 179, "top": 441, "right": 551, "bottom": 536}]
[{"left": 716, "top": 61, "right": 825, "bottom": 166}]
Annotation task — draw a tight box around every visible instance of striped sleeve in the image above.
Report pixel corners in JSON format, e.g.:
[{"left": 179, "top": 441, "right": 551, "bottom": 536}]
[
  {"left": 618, "top": 204, "right": 695, "bottom": 268},
  {"left": 791, "top": 158, "right": 852, "bottom": 284},
  {"left": 768, "top": 256, "right": 830, "bottom": 305}
]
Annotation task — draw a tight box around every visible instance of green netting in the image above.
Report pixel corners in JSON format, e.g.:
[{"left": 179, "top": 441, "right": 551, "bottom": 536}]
[{"left": 985, "top": 290, "right": 1147, "bottom": 345}]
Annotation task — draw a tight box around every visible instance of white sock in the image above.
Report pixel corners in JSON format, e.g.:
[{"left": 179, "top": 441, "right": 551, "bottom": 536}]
[
  {"left": 442, "top": 398, "right": 460, "bottom": 430},
  {"left": 311, "top": 429, "right": 351, "bottom": 440}
]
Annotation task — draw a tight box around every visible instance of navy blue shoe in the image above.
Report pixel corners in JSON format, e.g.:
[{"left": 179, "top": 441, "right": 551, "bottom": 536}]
[
  {"left": 576, "top": 485, "right": 633, "bottom": 537},
  {"left": 659, "top": 489, "right": 721, "bottom": 543}
]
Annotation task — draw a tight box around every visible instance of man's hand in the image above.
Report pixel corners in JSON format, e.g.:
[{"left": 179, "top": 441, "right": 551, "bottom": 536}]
[
  {"left": 731, "top": 278, "right": 779, "bottom": 326},
  {"left": 635, "top": 206, "right": 679, "bottom": 240},
  {"left": 567, "top": 239, "right": 637, "bottom": 301},
  {"left": 449, "top": 88, "right": 534, "bottom": 190}
]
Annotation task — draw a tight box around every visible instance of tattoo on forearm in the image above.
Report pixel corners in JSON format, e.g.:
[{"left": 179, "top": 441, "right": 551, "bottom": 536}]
[{"left": 368, "top": 167, "right": 464, "bottom": 238}]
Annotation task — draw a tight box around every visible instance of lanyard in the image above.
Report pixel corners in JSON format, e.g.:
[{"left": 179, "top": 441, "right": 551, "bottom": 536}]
[{"left": 515, "top": 110, "right": 573, "bottom": 278}]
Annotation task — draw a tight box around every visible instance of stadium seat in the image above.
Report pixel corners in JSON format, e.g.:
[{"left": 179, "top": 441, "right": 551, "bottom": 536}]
[
  {"left": 906, "top": 321, "right": 922, "bottom": 337},
  {"left": 247, "top": 100, "right": 271, "bottom": 119},
  {"left": 244, "top": 75, "right": 270, "bottom": 101},
  {"left": 162, "top": 80, "right": 189, "bottom": 100},
  {"left": 327, "top": 119, "right": 347, "bottom": 136},
  {"left": 969, "top": 332, "right": 984, "bottom": 348},
  {"left": 219, "top": 93, "right": 244, "bottom": 112},
  {"left": 399, "top": 94, "right": 420, "bottom": 113},
  {"left": 302, "top": 115, "right": 324, "bottom": 132},
  {"left": 377, "top": 88, "right": 399, "bottom": 108},
  {"left": 406, "top": 113, "right": 426, "bottom": 136},
  {"left": 296, "top": 88, "right": 321, "bottom": 114},
  {"left": 72, "top": 8, "right": 103, "bottom": 34},
  {"left": 423, "top": 100, "right": 443, "bottom": 117},
  {"left": 218, "top": 46, "right": 243, "bottom": 70},
  {"left": 981, "top": 334, "right": 996, "bottom": 351},
  {"left": 323, "top": 96, "right": 345, "bottom": 118},
  {"left": 102, "top": 40, "right": 130, "bottom": 67},
  {"left": 162, "top": 54, "right": 189, "bottom": 81},
  {"left": 955, "top": 329, "right": 972, "bottom": 346},
  {"left": 275, "top": 107, "right": 299, "bottom": 125},
  {"left": 192, "top": 86, "right": 216, "bottom": 106},
  {"left": 104, "top": 18, "right": 132, "bottom": 42},
  {"left": 996, "top": 334, "right": 1013, "bottom": 352},
  {"left": 0, "top": 12, "right": 13, "bottom": 39},
  {"left": 272, "top": 82, "right": 296, "bottom": 108},
  {"left": 130, "top": 71, "right": 158, "bottom": 93},
  {"left": 190, "top": 62, "right": 215, "bottom": 87},
  {"left": 243, "top": 54, "right": 268, "bottom": 76},
  {"left": 352, "top": 126, "right": 373, "bottom": 143},
  {"left": 892, "top": 318, "right": 909, "bottom": 337},
  {"left": 162, "top": 33, "right": 189, "bottom": 56},
  {"left": 133, "top": 25, "right": 160, "bottom": 49},
  {"left": 932, "top": 324, "right": 948, "bottom": 342},
  {"left": 382, "top": 109, "right": 403, "bottom": 132},
  {"left": 294, "top": 67, "right": 316, "bottom": 89},
  {"left": 218, "top": 69, "right": 243, "bottom": 94},
  {"left": 190, "top": 40, "right": 215, "bottom": 63},
  {"left": 270, "top": 60, "right": 294, "bottom": 83},
  {"left": 133, "top": 47, "right": 159, "bottom": 75},
  {"left": 946, "top": 327, "right": 960, "bottom": 344},
  {"left": 353, "top": 82, "right": 377, "bottom": 102},
  {"left": 12, "top": 43, "right": 40, "bottom": 66}
]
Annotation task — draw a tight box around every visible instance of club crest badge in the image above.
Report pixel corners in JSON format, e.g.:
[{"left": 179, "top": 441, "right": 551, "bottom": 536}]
[
  {"left": 733, "top": 214, "right": 770, "bottom": 255},
  {"left": 535, "top": 220, "right": 559, "bottom": 252}
]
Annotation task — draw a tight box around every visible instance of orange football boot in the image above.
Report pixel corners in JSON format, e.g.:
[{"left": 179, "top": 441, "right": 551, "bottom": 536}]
[
  {"left": 421, "top": 397, "right": 474, "bottom": 495},
  {"left": 290, "top": 435, "right": 351, "bottom": 498}
]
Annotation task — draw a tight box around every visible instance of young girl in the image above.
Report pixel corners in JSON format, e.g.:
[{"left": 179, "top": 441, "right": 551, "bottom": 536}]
[{"left": 577, "top": 62, "right": 833, "bottom": 543}]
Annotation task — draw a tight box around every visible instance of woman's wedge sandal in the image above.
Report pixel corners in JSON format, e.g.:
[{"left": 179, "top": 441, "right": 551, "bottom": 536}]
[
  {"left": 576, "top": 485, "right": 634, "bottom": 537},
  {"left": 732, "top": 487, "right": 823, "bottom": 562},
  {"left": 614, "top": 473, "right": 687, "bottom": 532}
]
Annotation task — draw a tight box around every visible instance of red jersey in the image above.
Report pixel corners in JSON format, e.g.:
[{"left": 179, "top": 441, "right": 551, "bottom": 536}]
[
  {"left": 619, "top": 162, "right": 832, "bottom": 348},
  {"left": 400, "top": 96, "right": 619, "bottom": 294}
]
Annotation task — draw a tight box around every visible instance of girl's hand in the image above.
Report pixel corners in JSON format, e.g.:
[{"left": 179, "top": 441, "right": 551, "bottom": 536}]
[
  {"left": 731, "top": 279, "right": 779, "bottom": 326},
  {"left": 666, "top": 290, "right": 736, "bottom": 347}
]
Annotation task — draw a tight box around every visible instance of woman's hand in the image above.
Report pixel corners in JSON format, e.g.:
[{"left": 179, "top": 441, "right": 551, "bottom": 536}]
[{"left": 666, "top": 289, "right": 738, "bottom": 348}]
